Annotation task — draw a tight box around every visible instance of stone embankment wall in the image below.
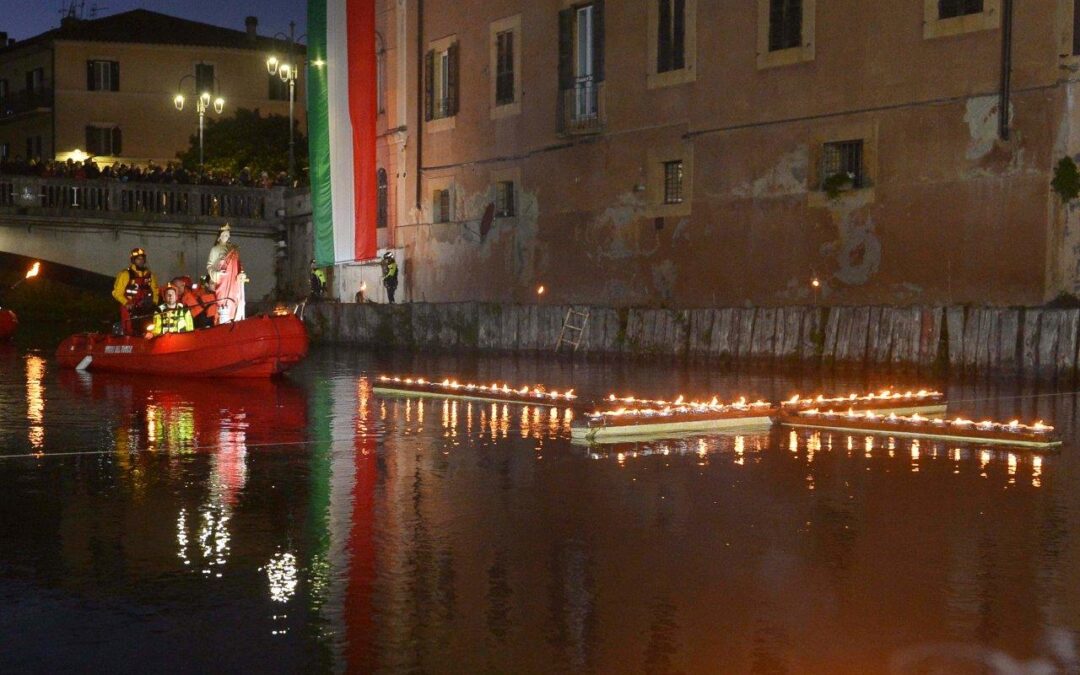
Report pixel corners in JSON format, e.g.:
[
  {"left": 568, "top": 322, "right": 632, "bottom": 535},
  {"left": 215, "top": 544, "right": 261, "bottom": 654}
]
[{"left": 303, "top": 303, "right": 1080, "bottom": 377}]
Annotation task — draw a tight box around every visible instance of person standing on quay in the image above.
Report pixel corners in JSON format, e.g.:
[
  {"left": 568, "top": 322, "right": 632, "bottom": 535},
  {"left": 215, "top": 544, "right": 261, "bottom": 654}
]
[{"left": 382, "top": 252, "right": 398, "bottom": 304}]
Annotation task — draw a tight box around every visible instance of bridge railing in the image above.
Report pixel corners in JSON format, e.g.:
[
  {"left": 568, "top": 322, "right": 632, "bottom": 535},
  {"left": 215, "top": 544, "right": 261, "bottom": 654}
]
[{"left": 0, "top": 176, "right": 285, "bottom": 225}]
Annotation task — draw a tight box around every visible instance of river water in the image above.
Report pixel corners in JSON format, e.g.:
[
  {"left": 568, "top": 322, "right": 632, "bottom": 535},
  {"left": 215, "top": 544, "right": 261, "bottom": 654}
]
[{"left": 1, "top": 345, "right": 1079, "bottom": 673}]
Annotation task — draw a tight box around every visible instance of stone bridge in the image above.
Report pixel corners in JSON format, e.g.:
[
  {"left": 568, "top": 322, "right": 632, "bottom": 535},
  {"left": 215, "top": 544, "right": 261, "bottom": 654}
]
[{"left": 0, "top": 176, "right": 294, "bottom": 300}]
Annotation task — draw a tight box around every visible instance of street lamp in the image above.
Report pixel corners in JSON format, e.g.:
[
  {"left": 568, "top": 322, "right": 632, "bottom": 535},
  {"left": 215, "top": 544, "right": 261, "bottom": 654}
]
[
  {"left": 173, "top": 69, "right": 225, "bottom": 169},
  {"left": 266, "top": 21, "right": 306, "bottom": 182}
]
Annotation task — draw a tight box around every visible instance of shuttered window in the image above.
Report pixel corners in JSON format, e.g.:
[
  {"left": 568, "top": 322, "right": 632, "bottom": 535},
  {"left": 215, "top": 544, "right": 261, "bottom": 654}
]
[
  {"left": 85, "top": 126, "right": 122, "bottom": 157},
  {"left": 86, "top": 60, "right": 119, "bottom": 91},
  {"left": 376, "top": 168, "right": 388, "bottom": 228},
  {"left": 424, "top": 43, "right": 459, "bottom": 121},
  {"left": 768, "top": 0, "right": 802, "bottom": 52},
  {"left": 495, "top": 181, "right": 515, "bottom": 217},
  {"left": 495, "top": 30, "right": 515, "bottom": 106},
  {"left": 657, "top": 0, "right": 686, "bottom": 73},
  {"left": 938, "top": 0, "right": 983, "bottom": 19},
  {"left": 433, "top": 188, "right": 452, "bottom": 223},
  {"left": 1073, "top": 0, "right": 1080, "bottom": 54},
  {"left": 195, "top": 63, "right": 215, "bottom": 95}
]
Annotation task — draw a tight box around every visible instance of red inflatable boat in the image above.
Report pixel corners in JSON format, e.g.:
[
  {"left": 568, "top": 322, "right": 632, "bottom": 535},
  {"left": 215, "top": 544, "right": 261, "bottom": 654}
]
[
  {"left": 56, "top": 313, "right": 308, "bottom": 377},
  {"left": 0, "top": 309, "right": 16, "bottom": 341}
]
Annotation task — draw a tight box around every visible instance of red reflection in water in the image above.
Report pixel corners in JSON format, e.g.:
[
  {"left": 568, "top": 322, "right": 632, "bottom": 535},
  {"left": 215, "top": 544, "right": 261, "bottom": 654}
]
[{"left": 346, "top": 377, "right": 377, "bottom": 672}]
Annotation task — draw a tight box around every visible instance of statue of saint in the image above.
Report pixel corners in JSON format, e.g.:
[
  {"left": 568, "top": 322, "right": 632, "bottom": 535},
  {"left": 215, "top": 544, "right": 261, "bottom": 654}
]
[{"left": 206, "top": 224, "right": 247, "bottom": 323}]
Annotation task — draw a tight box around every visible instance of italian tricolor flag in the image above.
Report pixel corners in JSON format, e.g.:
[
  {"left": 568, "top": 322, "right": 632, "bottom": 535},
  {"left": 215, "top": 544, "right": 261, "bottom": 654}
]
[{"left": 307, "top": 0, "right": 378, "bottom": 266}]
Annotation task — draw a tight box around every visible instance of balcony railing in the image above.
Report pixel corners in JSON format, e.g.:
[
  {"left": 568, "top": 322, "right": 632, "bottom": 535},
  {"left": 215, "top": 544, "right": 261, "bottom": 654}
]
[
  {"left": 559, "top": 79, "right": 605, "bottom": 135},
  {"left": 0, "top": 86, "right": 54, "bottom": 119},
  {"left": 0, "top": 176, "right": 285, "bottom": 226}
]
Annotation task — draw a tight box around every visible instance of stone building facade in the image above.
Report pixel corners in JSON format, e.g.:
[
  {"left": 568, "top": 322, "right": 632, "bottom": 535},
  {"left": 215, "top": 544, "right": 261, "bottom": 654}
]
[{"left": 370, "top": 0, "right": 1080, "bottom": 308}]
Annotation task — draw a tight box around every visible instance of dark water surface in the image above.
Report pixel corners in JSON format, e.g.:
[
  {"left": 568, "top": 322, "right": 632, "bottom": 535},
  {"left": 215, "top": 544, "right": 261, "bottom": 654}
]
[{"left": 2, "top": 345, "right": 1079, "bottom": 673}]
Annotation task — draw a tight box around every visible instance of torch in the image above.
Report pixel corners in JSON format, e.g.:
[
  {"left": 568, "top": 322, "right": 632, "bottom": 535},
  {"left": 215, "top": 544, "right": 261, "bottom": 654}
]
[{"left": 8, "top": 262, "right": 40, "bottom": 291}]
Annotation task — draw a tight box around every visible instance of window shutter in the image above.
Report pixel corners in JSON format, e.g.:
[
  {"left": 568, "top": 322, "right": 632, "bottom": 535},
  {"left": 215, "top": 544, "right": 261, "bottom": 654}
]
[
  {"left": 110, "top": 61, "right": 120, "bottom": 91},
  {"left": 673, "top": 0, "right": 686, "bottom": 70},
  {"left": 85, "top": 126, "right": 96, "bottom": 155},
  {"left": 112, "top": 127, "right": 122, "bottom": 156},
  {"left": 558, "top": 9, "right": 574, "bottom": 91},
  {"left": 87, "top": 61, "right": 95, "bottom": 90},
  {"left": 447, "top": 42, "right": 459, "bottom": 115},
  {"left": 658, "top": 0, "right": 672, "bottom": 73},
  {"left": 592, "top": 0, "right": 605, "bottom": 82},
  {"left": 424, "top": 50, "right": 434, "bottom": 121}
]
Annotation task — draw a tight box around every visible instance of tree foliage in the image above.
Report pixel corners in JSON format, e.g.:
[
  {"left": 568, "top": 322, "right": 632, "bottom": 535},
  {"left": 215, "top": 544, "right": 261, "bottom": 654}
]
[{"left": 177, "top": 108, "right": 308, "bottom": 180}]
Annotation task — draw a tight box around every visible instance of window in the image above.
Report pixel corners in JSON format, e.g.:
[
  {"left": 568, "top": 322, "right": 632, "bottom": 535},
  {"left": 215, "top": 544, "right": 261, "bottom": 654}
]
[
  {"left": 269, "top": 74, "right": 290, "bottom": 101},
  {"left": 25, "top": 68, "right": 44, "bottom": 93},
  {"left": 938, "top": 0, "right": 982, "bottom": 19},
  {"left": 26, "top": 135, "right": 41, "bottom": 160},
  {"left": 662, "top": 161, "right": 683, "bottom": 204},
  {"left": 768, "top": 0, "right": 802, "bottom": 52},
  {"left": 1075, "top": 0, "right": 1080, "bottom": 55},
  {"left": 376, "top": 168, "right": 388, "bottom": 228},
  {"left": 432, "top": 188, "right": 452, "bottom": 223},
  {"left": 495, "top": 30, "right": 515, "bottom": 106},
  {"left": 558, "top": 2, "right": 605, "bottom": 130},
  {"left": 0, "top": 143, "right": 8, "bottom": 159},
  {"left": 821, "top": 140, "right": 865, "bottom": 189},
  {"left": 376, "top": 45, "right": 386, "bottom": 114},
  {"left": 86, "top": 60, "right": 119, "bottom": 92},
  {"left": 657, "top": 0, "right": 686, "bottom": 73},
  {"left": 0, "top": 79, "right": 7, "bottom": 100},
  {"left": 195, "top": 63, "right": 215, "bottom": 95},
  {"left": 85, "top": 126, "right": 122, "bottom": 157},
  {"left": 424, "top": 43, "right": 458, "bottom": 121},
  {"left": 495, "top": 181, "right": 515, "bottom": 217}
]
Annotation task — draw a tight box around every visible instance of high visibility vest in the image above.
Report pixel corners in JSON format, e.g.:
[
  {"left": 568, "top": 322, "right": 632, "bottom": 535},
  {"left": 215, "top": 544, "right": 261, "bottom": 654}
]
[
  {"left": 112, "top": 266, "right": 158, "bottom": 306},
  {"left": 153, "top": 304, "right": 194, "bottom": 335}
]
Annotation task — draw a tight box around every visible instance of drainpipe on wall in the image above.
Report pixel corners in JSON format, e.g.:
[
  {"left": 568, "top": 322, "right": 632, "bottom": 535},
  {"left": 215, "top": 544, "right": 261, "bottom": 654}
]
[
  {"left": 998, "top": 0, "right": 1013, "bottom": 140},
  {"left": 415, "top": 0, "right": 424, "bottom": 210}
]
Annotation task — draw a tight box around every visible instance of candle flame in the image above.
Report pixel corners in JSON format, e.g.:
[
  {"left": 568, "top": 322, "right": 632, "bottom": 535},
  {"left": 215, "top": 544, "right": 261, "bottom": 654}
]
[{"left": 25, "top": 262, "right": 40, "bottom": 279}]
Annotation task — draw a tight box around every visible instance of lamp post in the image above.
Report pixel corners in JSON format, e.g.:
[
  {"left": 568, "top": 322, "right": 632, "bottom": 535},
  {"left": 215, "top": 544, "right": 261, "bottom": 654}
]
[
  {"left": 266, "top": 21, "right": 306, "bottom": 182},
  {"left": 173, "top": 70, "right": 225, "bottom": 169}
]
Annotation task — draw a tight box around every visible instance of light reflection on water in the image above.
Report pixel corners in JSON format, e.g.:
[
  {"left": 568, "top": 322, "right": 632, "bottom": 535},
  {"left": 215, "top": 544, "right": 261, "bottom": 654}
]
[{"left": 0, "top": 347, "right": 1078, "bottom": 672}]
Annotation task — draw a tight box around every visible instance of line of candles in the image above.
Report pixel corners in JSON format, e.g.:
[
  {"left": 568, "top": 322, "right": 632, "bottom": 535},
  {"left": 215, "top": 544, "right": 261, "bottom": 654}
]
[
  {"left": 796, "top": 408, "right": 1053, "bottom": 434},
  {"left": 377, "top": 375, "right": 577, "bottom": 401}
]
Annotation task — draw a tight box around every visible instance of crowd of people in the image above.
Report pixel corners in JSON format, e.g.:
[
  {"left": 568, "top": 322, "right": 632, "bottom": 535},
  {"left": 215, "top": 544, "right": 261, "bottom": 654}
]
[
  {"left": 0, "top": 157, "right": 292, "bottom": 188},
  {"left": 113, "top": 224, "right": 245, "bottom": 337}
]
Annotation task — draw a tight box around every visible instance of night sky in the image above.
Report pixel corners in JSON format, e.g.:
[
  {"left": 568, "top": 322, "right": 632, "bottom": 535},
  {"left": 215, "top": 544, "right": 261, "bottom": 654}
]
[{"left": 2, "top": 0, "right": 307, "bottom": 42}]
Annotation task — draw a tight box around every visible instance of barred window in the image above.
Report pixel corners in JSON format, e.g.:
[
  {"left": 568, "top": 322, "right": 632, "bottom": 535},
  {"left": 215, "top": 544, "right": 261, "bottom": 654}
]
[
  {"left": 495, "top": 181, "right": 515, "bottom": 217},
  {"left": 433, "top": 188, "right": 451, "bottom": 223},
  {"left": 938, "top": 0, "right": 983, "bottom": 19},
  {"left": 822, "top": 140, "right": 864, "bottom": 189},
  {"left": 768, "top": 0, "right": 802, "bottom": 52},
  {"left": 376, "top": 168, "right": 388, "bottom": 228},
  {"left": 495, "top": 30, "right": 515, "bottom": 106},
  {"left": 663, "top": 160, "right": 684, "bottom": 204}
]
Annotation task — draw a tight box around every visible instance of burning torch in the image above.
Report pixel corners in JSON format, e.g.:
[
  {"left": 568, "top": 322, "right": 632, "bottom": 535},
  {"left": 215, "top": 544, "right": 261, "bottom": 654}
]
[{"left": 8, "top": 262, "right": 40, "bottom": 291}]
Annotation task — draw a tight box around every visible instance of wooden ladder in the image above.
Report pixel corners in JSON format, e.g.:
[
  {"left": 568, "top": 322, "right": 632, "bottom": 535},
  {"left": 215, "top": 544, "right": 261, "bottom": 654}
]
[{"left": 555, "top": 307, "right": 590, "bottom": 352}]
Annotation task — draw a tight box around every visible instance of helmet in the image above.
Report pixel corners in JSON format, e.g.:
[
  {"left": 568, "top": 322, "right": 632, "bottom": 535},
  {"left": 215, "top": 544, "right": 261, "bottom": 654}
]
[
  {"left": 130, "top": 247, "right": 146, "bottom": 260},
  {"left": 383, "top": 251, "right": 394, "bottom": 260},
  {"left": 172, "top": 275, "right": 192, "bottom": 288},
  {"left": 162, "top": 284, "right": 178, "bottom": 298}
]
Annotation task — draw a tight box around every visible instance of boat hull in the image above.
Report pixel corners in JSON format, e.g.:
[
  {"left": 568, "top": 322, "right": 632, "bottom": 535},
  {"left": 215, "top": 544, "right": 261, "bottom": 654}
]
[{"left": 56, "top": 314, "right": 308, "bottom": 377}]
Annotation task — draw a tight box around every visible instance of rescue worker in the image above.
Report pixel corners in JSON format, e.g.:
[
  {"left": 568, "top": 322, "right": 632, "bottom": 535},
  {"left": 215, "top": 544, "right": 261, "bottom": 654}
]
[
  {"left": 382, "top": 252, "right": 399, "bottom": 304},
  {"left": 112, "top": 247, "right": 159, "bottom": 335},
  {"left": 182, "top": 275, "right": 218, "bottom": 329},
  {"left": 309, "top": 260, "right": 326, "bottom": 300},
  {"left": 152, "top": 284, "right": 194, "bottom": 335}
]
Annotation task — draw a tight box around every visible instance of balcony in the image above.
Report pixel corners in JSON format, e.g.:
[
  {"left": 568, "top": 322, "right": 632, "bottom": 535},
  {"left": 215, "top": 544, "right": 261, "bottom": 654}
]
[
  {"left": 0, "top": 87, "right": 55, "bottom": 120},
  {"left": 558, "top": 79, "right": 605, "bottom": 135},
  {"left": 0, "top": 175, "right": 285, "bottom": 228}
]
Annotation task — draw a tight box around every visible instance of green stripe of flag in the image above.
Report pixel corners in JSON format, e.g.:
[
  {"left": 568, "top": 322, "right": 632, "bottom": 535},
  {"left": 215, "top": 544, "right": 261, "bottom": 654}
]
[{"left": 307, "top": 0, "right": 335, "bottom": 268}]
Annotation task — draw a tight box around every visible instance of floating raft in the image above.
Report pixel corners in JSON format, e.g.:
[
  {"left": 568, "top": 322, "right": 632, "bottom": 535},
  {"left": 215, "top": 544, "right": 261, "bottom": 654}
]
[
  {"left": 780, "top": 389, "right": 946, "bottom": 417},
  {"left": 572, "top": 396, "right": 775, "bottom": 442},
  {"left": 777, "top": 409, "right": 1062, "bottom": 449},
  {"left": 373, "top": 375, "right": 577, "bottom": 407}
]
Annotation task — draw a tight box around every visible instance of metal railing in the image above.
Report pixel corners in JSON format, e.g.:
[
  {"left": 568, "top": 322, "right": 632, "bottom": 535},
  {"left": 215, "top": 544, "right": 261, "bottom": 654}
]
[
  {"left": 0, "top": 175, "right": 285, "bottom": 225},
  {"left": 559, "top": 79, "right": 605, "bottom": 135}
]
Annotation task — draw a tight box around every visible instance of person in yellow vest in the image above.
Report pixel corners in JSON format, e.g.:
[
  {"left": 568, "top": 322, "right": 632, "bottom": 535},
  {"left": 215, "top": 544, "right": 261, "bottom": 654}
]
[
  {"left": 112, "top": 248, "right": 159, "bottom": 335},
  {"left": 152, "top": 285, "right": 194, "bottom": 336}
]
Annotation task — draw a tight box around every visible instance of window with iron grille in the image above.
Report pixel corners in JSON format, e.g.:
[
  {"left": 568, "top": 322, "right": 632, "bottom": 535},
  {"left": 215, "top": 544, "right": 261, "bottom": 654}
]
[
  {"left": 938, "top": 0, "right": 983, "bottom": 19},
  {"left": 195, "top": 63, "right": 215, "bottom": 96},
  {"left": 495, "top": 30, "right": 515, "bottom": 106},
  {"left": 495, "top": 181, "right": 515, "bottom": 217},
  {"left": 433, "top": 188, "right": 451, "bottom": 223},
  {"left": 377, "top": 169, "right": 388, "bottom": 228},
  {"left": 87, "top": 60, "right": 119, "bottom": 92},
  {"left": 663, "top": 160, "right": 684, "bottom": 204},
  {"left": 657, "top": 0, "right": 686, "bottom": 73},
  {"left": 821, "top": 140, "right": 865, "bottom": 189},
  {"left": 768, "top": 0, "right": 802, "bottom": 52}
]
